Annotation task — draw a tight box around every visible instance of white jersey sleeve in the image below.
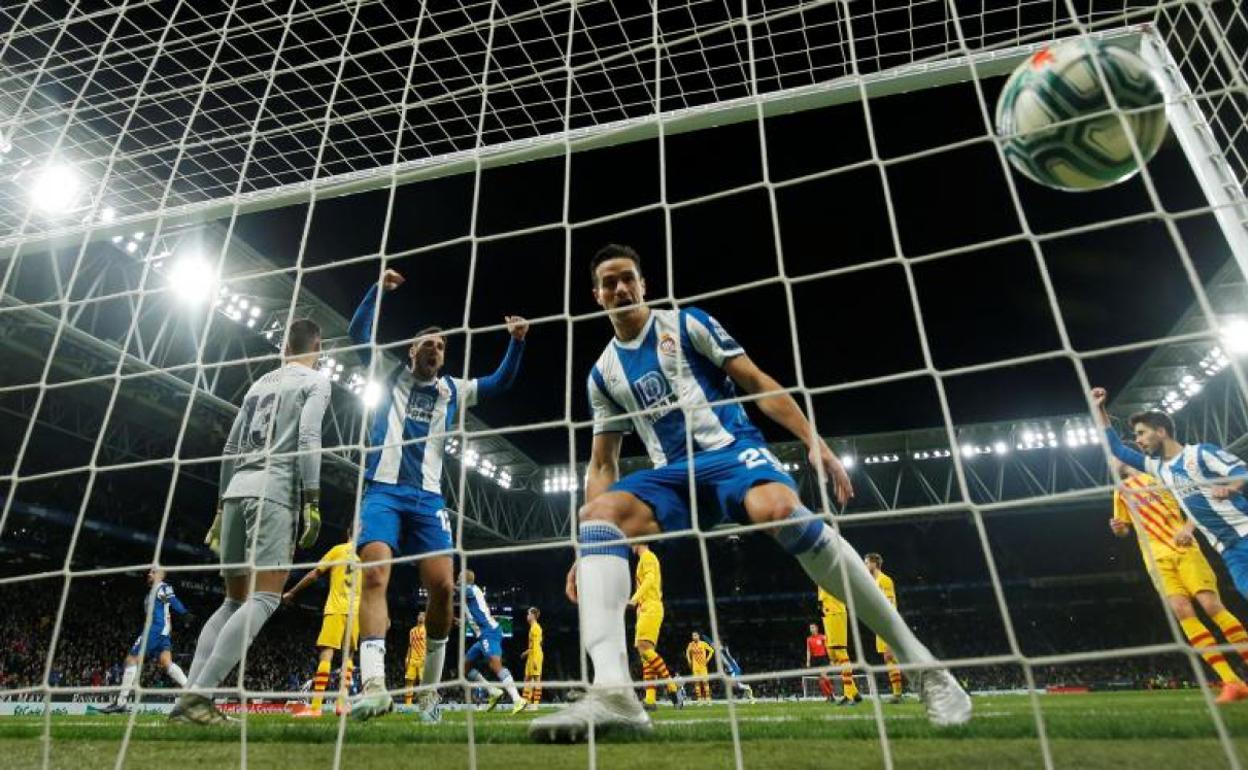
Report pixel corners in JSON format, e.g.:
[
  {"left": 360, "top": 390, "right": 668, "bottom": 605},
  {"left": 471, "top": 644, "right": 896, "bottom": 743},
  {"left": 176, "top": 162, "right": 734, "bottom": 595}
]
[
  {"left": 588, "top": 370, "right": 630, "bottom": 435},
  {"left": 453, "top": 377, "right": 479, "bottom": 410},
  {"left": 1199, "top": 443, "right": 1248, "bottom": 480},
  {"left": 684, "top": 308, "right": 745, "bottom": 368}
]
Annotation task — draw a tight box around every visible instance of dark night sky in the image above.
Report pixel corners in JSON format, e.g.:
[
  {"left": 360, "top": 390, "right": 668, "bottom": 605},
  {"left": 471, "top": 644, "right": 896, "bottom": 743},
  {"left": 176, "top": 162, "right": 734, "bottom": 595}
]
[{"left": 232, "top": 73, "right": 1231, "bottom": 465}]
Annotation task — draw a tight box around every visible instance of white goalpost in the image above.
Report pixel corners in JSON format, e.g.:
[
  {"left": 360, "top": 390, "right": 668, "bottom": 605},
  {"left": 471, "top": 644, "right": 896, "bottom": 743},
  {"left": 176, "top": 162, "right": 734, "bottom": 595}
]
[{"left": 1, "top": 1, "right": 1247, "bottom": 769}]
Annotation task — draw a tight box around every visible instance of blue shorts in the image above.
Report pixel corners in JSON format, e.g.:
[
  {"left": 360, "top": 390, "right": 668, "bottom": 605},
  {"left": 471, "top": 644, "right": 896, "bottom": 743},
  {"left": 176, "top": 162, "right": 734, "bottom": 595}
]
[
  {"left": 466, "top": 627, "right": 504, "bottom": 666},
  {"left": 357, "top": 482, "right": 453, "bottom": 557},
  {"left": 129, "top": 633, "right": 171, "bottom": 658},
  {"left": 610, "top": 440, "right": 797, "bottom": 532},
  {"left": 1223, "top": 538, "right": 1248, "bottom": 599}
]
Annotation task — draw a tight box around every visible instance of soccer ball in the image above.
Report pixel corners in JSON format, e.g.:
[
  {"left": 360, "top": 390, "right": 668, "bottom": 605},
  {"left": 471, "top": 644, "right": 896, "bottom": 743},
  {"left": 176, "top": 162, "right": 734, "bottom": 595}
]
[{"left": 994, "top": 39, "right": 1168, "bottom": 192}]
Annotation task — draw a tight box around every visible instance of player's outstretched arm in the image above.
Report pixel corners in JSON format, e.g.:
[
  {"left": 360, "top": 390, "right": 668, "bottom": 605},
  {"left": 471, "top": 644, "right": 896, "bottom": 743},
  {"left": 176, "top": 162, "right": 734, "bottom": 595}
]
[
  {"left": 282, "top": 566, "right": 324, "bottom": 606},
  {"left": 723, "top": 355, "right": 853, "bottom": 506},
  {"left": 1091, "top": 387, "right": 1147, "bottom": 471},
  {"left": 347, "top": 268, "right": 404, "bottom": 367},
  {"left": 472, "top": 316, "right": 528, "bottom": 401}
]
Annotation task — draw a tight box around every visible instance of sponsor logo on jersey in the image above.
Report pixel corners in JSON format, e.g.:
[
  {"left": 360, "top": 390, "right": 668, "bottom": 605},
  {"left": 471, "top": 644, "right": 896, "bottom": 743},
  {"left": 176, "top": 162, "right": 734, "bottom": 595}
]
[
  {"left": 408, "top": 391, "right": 437, "bottom": 422},
  {"left": 633, "top": 371, "right": 678, "bottom": 421}
]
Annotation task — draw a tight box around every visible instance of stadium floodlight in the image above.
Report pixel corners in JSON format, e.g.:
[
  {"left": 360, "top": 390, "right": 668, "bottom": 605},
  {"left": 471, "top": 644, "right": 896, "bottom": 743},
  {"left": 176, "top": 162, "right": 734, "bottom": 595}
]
[
  {"left": 125, "top": 241, "right": 138, "bottom": 253},
  {"left": 99, "top": 206, "right": 116, "bottom": 223},
  {"left": 993, "top": 441, "right": 1009, "bottom": 455},
  {"left": 841, "top": 456, "right": 855, "bottom": 470},
  {"left": 360, "top": 380, "right": 382, "bottom": 408},
  {"left": 249, "top": 306, "right": 261, "bottom": 318},
  {"left": 28, "top": 163, "right": 81, "bottom": 214},
  {"left": 1221, "top": 319, "right": 1248, "bottom": 355},
  {"left": 167, "top": 254, "right": 216, "bottom": 304}
]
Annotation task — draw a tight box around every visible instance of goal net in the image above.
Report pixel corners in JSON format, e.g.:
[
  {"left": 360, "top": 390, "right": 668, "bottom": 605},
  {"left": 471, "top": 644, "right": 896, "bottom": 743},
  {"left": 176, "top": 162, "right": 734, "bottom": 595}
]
[{"left": 1, "top": 0, "right": 1247, "bottom": 767}]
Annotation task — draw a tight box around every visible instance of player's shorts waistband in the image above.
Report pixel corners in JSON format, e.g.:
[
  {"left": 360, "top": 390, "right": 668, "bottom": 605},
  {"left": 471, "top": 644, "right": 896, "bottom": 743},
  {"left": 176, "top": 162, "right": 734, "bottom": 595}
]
[{"left": 364, "top": 481, "right": 446, "bottom": 506}]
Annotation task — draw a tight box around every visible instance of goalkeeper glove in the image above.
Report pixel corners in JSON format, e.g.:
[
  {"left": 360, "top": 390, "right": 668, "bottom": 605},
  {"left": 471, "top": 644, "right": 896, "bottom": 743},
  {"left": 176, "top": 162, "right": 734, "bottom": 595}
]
[
  {"left": 299, "top": 491, "right": 322, "bottom": 550},
  {"left": 205, "top": 504, "right": 223, "bottom": 555}
]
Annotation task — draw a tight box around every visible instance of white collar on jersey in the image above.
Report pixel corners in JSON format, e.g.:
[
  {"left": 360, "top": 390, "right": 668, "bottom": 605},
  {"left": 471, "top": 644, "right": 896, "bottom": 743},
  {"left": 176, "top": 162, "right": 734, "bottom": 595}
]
[{"left": 612, "top": 308, "right": 657, "bottom": 351}]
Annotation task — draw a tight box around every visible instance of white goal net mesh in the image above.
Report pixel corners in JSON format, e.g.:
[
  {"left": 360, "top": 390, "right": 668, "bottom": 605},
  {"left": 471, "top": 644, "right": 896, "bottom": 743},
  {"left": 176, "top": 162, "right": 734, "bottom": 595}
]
[{"left": 1, "top": 1, "right": 1247, "bottom": 768}]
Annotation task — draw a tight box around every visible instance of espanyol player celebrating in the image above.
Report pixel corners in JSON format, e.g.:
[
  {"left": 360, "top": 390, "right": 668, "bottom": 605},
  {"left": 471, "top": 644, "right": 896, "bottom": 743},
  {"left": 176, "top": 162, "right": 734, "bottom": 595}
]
[
  {"left": 348, "top": 268, "right": 528, "bottom": 722},
  {"left": 1094, "top": 387, "right": 1248, "bottom": 598},
  {"left": 530, "top": 244, "right": 971, "bottom": 742}
]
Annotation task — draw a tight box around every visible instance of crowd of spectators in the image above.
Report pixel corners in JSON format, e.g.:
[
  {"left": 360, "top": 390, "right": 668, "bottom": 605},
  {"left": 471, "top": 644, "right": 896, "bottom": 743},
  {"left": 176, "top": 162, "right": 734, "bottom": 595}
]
[{"left": 1, "top": 568, "right": 1227, "bottom": 703}]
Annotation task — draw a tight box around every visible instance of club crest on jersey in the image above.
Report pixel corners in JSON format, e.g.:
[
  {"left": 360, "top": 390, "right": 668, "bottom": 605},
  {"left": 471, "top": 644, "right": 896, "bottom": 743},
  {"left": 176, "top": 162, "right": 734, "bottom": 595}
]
[
  {"left": 408, "top": 391, "right": 437, "bottom": 423},
  {"left": 633, "top": 371, "right": 678, "bottom": 420},
  {"left": 659, "top": 333, "right": 677, "bottom": 356}
]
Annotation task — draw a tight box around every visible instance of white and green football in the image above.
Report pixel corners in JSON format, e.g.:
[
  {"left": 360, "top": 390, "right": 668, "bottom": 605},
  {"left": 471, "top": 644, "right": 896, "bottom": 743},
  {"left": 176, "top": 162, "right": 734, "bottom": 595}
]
[{"left": 994, "top": 39, "right": 1168, "bottom": 192}]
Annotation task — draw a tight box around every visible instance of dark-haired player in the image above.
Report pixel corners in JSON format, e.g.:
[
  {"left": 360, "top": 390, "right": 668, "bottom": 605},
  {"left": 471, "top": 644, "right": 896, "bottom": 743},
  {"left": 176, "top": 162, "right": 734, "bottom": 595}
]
[
  {"left": 1094, "top": 387, "right": 1248, "bottom": 599},
  {"left": 175, "top": 319, "right": 330, "bottom": 724},
  {"left": 347, "top": 269, "right": 528, "bottom": 722},
  {"left": 531, "top": 245, "right": 970, "bottom": 742}
]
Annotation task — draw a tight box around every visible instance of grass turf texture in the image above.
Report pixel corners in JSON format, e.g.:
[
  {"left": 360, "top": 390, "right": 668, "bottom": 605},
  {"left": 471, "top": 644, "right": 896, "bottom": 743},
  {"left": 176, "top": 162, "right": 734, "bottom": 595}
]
[{"left": 2, "top": 691, "right": 1246, "bottom": 769}]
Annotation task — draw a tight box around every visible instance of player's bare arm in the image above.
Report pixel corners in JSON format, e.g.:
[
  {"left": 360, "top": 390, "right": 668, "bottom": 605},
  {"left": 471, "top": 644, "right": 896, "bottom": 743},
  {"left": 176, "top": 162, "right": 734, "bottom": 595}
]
[
  {"left": 722, "top": 354, "right": 853, "bottom": 505},
  {"left": 282, "top": 566, "right": 324, "bottom": 606},
  {"left": 1109, "top": 517, "right": 1131, "bottom": 537},
  {"left": 585, "top": 432, "right": 623, "bottom": 502}
]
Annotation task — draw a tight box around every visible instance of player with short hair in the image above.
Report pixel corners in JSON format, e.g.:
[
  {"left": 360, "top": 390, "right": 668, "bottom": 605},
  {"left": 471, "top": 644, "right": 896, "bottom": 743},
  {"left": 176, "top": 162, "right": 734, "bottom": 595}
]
[
  {"left": 346, "top": 269, "right": 528, "bottom": 723},
  {"left": 630, "top": 543, "right": 682, "bottom": 710},
  {"left": 532, "top": 245, "right": 970, "bottom": 742},
  {"left": 864, "top": 553, "right": 903, "bottom": 703},
  {"left": 176, "top": 318, "right": 330, "bottom": 725},
  {"left": 281, "top": 539, "right": 361, "bottom": 717},
  {"left": 1095, "top": 388, "right": 1248, "bottom": 599},
  {"left": 718, "top": 643, "right": 755, "bottom": 703},
  {"left": 520, "top": 607, "right": 543, "bottom": 709},
  {"left": 459, "top": 569, "right": 525, "bottom": 715},
  {"left": 1109, "top": 458, "right": 1248, "bottom": 704},
  {"left": 818, "top": 586, "right": 861, "bottom": 705},
  {"left": 404, "top": 612, "right": 428, "bottom": 706},
  {"left": 99, "top": 569, "right": 190, "bottom": 713},
  {"left": 685, "top": 631, "right": 715, "bottom": 703},
  {"left": 804, "top": 622, "right": 834, "bottom": 701}
]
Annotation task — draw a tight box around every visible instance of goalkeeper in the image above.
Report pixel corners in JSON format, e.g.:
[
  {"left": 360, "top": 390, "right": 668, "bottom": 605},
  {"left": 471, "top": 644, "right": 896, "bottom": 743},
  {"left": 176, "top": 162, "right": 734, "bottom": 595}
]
[{"left": 176, "top": 319, "right": 331, "bottom": 725}]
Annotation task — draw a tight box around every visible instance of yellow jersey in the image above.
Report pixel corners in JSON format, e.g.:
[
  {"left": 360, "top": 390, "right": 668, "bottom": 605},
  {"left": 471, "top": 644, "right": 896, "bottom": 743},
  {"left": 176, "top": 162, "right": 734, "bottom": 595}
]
[
  {"left": 631, "top": 549, "right": 662, "bottom": 611},
  {"left": 318, "top": 543, "right": 360, "bottom": 616},
  {"left": 818, "top": 586, "right": 845, "bottom": 616},
  {"left": 1113, "top": 472, "right": 1190, "bottom": 563},
  {"left": 686, "top": 640, "right": 714, "bottom": 668},
  {"left": 875, "top": 571, "right": 896, "bottom": 607},
  {"left": 407, "top": 623, "right": 426, "bottom": 663},
  {"left": 528, "top": 621, "right": 543, "bottom": 655}
]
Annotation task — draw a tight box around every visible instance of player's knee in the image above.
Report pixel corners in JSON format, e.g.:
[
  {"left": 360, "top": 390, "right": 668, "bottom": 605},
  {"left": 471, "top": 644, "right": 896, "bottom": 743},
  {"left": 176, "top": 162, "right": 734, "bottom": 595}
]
[
  {"left": 753, "top": 493, "right": 799, "bottom": 524},
  {"left": 1169, "top": 595, "right": 1196, "bottom": 619},
  {"left": 578, "top": 496, "right": 623, "bottom": 526},
  {"left": 362, "top": 564, "right": 389, "bottom": 593}
]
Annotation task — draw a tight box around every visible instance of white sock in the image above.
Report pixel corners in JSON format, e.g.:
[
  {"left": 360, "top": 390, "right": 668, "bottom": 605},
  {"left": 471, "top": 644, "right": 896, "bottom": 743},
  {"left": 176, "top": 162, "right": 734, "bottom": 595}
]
[
  {"left": 117, "top": 664, "right": 138, "bottom": 704},
  {"left": 778, "top": 510, "right": 934, "bottom": 666},
  {"left": 467, "top": 668, "right": 503, "bottom": 697},
  {"left": 360, "top": 637, "right": 386, "bottom": 688},
  {"left": 577, "top": 522, "right": 632, "bottom": 688},
  {"left": 422, "top": 637, "right": 447, "bottom": 687},
  {"left": 498, "top": 667, "right": 522, "bottom": 703},
  {"left": 166, "top": 662, "right": 188, "bottom": 687}
]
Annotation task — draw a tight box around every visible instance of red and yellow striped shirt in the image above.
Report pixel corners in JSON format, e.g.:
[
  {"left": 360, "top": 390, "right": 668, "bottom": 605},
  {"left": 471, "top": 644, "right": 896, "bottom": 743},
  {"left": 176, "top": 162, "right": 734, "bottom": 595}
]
[
  {"left": 1113, "top": 472, "right": 1190, "bottom": 562},
  {"left": 406, "top": 623, "right": 426, "bottom": 666},
  {"left": 686, "top": 640, "right": 714, "bottom": 669}
]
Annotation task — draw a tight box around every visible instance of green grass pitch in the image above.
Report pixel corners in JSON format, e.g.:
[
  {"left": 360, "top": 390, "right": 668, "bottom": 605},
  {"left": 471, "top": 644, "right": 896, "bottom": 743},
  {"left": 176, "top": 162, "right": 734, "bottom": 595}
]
[{"left": 2, "top": 691, "right": 1246, "bottom": 769}]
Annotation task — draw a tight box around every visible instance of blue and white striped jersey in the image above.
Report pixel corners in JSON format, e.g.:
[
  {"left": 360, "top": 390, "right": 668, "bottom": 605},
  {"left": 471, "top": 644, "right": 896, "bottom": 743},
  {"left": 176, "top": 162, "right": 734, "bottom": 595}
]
[
  {"left": 588, "top": 307, "right": 762, "bottom": 467},
  {"left": 464, "top": 584, "right": 500, "bottom": 633},
  {"left": 146, "top": 582, "right": 187, "bottom": 638},
  {"left": 1106, "top": 429, "right": 1248, "bottom": 552},
  {"left": 349, "top": 285, "right": 523, "bottom": 494}
]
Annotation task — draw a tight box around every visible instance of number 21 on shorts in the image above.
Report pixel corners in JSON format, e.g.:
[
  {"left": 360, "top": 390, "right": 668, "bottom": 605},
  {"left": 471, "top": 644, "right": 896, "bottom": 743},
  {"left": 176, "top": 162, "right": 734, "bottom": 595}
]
[{"left": 738, "top": 447, "right": 783, "bottom": 471}]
